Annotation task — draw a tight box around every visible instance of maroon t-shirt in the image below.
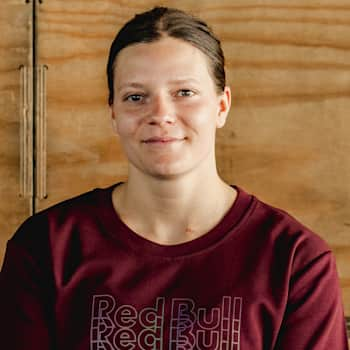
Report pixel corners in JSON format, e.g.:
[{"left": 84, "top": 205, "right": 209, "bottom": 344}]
[{"left": 0, "top": 183, "right": 348, "bottom": 349}]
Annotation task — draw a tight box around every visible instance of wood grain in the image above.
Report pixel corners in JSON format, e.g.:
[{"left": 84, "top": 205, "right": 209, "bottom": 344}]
[{"left": 0, "top": 1, "right": 33, "bottom": 266}]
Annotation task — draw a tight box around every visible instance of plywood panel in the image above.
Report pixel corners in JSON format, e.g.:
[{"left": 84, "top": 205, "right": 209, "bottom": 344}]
[
  {"left": 35, "top": 0, "right": 129, "bottom": 210},
  {"left": 36, "top": 0, "right": 349, "bottom": 318},
  {"left": 0, "top": 1, "right": 33, "bottom": 266}
]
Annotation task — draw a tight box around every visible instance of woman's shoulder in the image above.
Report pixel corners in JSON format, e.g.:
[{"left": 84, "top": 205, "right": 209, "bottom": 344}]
[
  {"left": 8, "top": 184, "right": 116, "bottom": 249},
  {"left": 238, "top": 186, "right": 332, "bottom": 259}
]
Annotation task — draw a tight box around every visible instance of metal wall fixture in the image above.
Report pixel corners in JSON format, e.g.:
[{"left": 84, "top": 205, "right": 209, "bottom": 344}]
[
  {"left": 36, "top": 65, "right": 48, "bottom": 200},
  {"left": 21, "top": 0, "right": 46, "bottom": 200},
  {"left": 19, "top": 65, "right": 34, "bottom": 198},
  {"left": 19, "top": 64, "right": 48, "bottom": 200}
]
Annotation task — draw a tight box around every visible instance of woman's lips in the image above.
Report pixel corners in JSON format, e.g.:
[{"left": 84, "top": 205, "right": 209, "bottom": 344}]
[{"left": 142, "top": 137, "right": 185, "bottom": 144}]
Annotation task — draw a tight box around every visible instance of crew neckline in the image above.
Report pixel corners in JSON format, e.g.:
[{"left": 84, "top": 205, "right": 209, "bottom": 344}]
[{"left": 94, "top": 182, "right": 255, "bottom": 258}]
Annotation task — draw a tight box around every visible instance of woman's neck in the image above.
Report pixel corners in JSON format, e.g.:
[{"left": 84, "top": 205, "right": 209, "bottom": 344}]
[{"left": 112, "top": 168, "right": 237, "bottom": 245}]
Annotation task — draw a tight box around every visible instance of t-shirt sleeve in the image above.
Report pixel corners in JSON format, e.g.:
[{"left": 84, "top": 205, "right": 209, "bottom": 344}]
[
  {"left": 275, "top": 248, "right": 349, "bottom": 349},
  {"left": 0, "top": 235, "right": 55, "bottom": 349}
]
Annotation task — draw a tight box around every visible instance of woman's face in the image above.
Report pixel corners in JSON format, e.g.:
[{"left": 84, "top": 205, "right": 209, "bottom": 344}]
[{"left": 110, "top": 36, "right": 231, "bottom": 179}]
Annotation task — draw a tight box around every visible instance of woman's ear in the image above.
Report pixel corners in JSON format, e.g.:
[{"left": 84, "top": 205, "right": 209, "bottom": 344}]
[{"left": 216, "top": 86, "right": 231, "bottom": 128}]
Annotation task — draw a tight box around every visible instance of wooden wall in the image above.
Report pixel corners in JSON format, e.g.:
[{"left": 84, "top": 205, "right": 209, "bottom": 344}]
[{"left": 0, "top": 1, "right": 33, "bottom": 264}]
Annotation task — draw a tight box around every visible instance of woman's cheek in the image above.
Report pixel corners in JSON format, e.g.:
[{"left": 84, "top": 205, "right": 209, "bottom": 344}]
[
  {"left": 183, "top": 103, "right": 216, "bottom": 128},
  {"left": 117, "top": 115, "right": 139, "bottom": 137}
]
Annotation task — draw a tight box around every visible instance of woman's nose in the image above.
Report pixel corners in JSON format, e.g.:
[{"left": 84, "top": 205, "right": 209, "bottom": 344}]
[{"left": 148, "top": 93, "right": 175, "bottom": 125}]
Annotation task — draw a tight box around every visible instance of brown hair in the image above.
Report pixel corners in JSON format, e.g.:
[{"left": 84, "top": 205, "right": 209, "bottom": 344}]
[{"left": 106, "top": 7, "right": 226, "bottom": 105}]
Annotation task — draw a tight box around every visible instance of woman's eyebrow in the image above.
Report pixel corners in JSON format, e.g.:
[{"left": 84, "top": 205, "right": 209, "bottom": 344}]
[
  {"left": 116, "top": 78, "right": 200, "bottom": 91},
  {"left": 116, "top": 82, "right": 145, "bottom": 91},
  {"left": 168, "top": 78, "right": 200, "bottom": 85}
]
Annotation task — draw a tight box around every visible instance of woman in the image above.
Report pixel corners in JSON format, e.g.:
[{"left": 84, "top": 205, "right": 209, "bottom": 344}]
[{"left": 1, "top": 7, "right": 348, "bottom": 349}]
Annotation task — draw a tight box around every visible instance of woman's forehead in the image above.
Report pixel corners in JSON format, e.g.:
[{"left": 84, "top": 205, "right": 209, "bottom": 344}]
[{"left": 113, "top": 37, "right": 213, "bottom": 87}]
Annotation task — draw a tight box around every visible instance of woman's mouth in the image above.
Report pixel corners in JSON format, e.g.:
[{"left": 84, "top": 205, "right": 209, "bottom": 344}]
[{"left": 142, "top": 137, "right": 185, "bottom": 144}]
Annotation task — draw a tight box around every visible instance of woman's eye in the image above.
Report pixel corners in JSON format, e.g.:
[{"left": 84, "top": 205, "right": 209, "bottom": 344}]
[
  {"left": 177, "top": 89, "right": 195, "bottom": 97},
  {"left": 125, "top": 94, "right": 144, "bottom": 102}
]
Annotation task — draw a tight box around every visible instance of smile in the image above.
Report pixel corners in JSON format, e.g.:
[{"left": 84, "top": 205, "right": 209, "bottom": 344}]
[{"left": 142, "top": 137, "right": 185, "bottom": 144}]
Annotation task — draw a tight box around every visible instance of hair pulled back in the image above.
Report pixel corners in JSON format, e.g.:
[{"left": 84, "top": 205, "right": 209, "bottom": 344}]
[{"left": 106, "top": 7, "right": 226, "bottom": 105}]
